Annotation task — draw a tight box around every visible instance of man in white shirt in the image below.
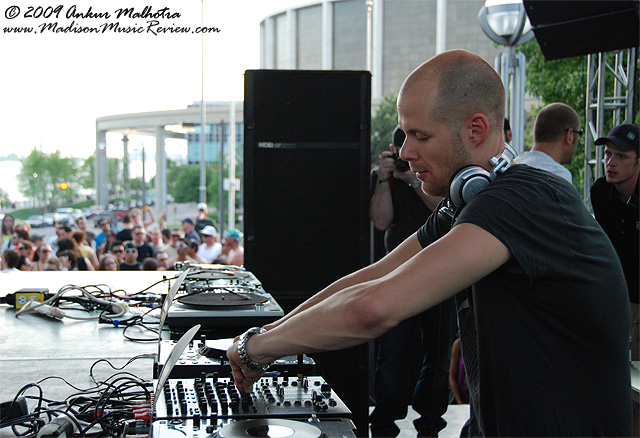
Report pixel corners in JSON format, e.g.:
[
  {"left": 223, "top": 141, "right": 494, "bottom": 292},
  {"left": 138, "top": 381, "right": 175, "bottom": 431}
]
[
  {"left": 197, "top": 225, "right": 222, "bottom": 263},
  {"left": 516, "top": 102, "right": 581, "bottom": 183}
]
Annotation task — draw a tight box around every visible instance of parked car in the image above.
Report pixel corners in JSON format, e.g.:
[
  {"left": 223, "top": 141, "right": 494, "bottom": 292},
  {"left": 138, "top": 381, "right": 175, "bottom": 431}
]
[
  {"left": 42, "top": 212, "right": 60, "bottom": 227},
  {"left": 26, "top": 215, "right": 44, "bottom": 228}
]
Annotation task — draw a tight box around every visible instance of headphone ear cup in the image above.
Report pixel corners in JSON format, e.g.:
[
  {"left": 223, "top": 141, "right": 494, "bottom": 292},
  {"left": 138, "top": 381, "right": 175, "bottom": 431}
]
[{"left": 449, "top": 166, "right": 492, "bottom": 209}]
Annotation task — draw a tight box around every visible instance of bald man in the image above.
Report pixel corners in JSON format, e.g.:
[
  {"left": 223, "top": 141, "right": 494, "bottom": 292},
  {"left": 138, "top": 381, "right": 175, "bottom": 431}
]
[
  {"left": 227, "top": 50, "right": 632, "bottom": 436},
  {"left": 516, "top": 102, "right": 581, "bottom": 182}
]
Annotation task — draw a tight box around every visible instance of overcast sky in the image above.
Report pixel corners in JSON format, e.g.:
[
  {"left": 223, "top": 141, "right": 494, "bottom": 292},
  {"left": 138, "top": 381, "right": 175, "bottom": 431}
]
[{"left": 1, "top": 0, "right": 304, "bottom": 160}]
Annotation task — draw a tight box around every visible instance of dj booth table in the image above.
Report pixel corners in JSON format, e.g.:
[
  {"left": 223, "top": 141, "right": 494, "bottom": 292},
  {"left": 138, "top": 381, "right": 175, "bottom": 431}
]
[
  {"left": 0, "top": 271, "right": 361, "bottom": 437},
  {"left": 0, "top": 271, "right": 169, "bottom": 438}
]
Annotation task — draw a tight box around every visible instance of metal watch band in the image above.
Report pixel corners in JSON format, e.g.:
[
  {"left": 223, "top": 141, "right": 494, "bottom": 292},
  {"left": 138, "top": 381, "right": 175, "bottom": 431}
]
[{"left": 237, "top": 327, "right": 272, "bottom": 371}]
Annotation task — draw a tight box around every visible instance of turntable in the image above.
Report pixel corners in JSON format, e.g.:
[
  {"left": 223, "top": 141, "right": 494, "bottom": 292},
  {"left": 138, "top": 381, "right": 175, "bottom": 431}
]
[{"left": 165, "top": 269, "right": 283, "bottom": 336}]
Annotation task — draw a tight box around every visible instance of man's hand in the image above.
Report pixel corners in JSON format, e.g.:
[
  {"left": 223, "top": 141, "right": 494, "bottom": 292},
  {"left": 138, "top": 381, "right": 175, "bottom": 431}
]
[
  {"left": 377, "top": 150, "right": 395, "bottom": 181},
  {"left": 227, "top": 339, "right": 267, "bottom": 393}
]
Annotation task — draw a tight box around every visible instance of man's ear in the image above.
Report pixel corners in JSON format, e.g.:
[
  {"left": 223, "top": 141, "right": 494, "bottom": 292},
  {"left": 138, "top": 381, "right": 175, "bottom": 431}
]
[{"left": 466, "top": 113, "right": 490, "bottom": 149}]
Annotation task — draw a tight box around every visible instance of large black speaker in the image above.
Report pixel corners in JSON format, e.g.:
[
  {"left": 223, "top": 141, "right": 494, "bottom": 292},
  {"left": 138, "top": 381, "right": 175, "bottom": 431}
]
[
  {"left": 523, "top": 1, "right": 639, "bottom": 60},
  {"left": 244, "top": 70, "right": 372, "bottom": 436},
  {"left": 244, "top": 69, "right": 371, "bottom": 304}
]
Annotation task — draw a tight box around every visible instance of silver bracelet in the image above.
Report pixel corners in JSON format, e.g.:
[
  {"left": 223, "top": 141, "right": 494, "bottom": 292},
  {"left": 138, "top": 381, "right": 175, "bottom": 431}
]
[{"left": 237, "top": 327, "right": 272, "bottom": 371}]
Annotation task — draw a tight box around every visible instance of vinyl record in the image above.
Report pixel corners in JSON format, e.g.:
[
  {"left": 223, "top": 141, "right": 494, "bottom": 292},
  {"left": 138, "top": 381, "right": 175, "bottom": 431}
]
[
  {"left": 217, "top": 419, "right": 322, "bottom": 438},
  {"left": 177, "top": 292, "right": 268, "bottom": 308},
  {"left": 187, "top": 271, "right": 252, "bottom": 281}
]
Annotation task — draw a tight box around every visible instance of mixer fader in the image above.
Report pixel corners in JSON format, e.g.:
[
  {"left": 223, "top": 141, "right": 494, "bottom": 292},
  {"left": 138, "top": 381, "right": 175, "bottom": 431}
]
[{"left": 154, "top": 373, "right": 351, "bottom": 421}]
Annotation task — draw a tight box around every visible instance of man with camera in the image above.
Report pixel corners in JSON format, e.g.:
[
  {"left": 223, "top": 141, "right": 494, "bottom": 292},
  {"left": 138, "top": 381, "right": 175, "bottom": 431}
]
[{"left": 369, "top": 127, "right": 456, "bottom": 437}]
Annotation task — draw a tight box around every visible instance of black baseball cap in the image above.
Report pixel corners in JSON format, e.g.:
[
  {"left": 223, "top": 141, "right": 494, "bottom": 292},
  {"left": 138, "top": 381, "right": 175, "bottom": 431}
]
[{"left": 594, "top": 123, "right": 639, "bottom": 154}]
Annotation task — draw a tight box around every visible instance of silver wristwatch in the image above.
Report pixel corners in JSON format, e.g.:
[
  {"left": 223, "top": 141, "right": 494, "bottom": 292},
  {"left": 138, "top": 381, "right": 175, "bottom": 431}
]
[{"left": 237, "top": 327, "right": 272, "bottom": 371}]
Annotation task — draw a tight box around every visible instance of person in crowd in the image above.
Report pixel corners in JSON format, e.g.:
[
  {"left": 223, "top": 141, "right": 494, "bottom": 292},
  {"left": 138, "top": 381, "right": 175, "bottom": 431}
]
[
  {"left": 16, "top": 241, "right": 34, "bottom": 271},
  {"left": 7, "top": 229, "right": 28, "bottom": 250},
  {"left": 119, "top": 242, "right": 142, "bottom": 271},
  {"left": 130, "top": 206, "right": 156, "bottom": 228},
  {"left": 109, "top": 241, "right": 126, "bottom": 265},
  {"left": 369, "top": 126, "right": 455, "bottom": 437},
  {"left": 195, "top": 203, "right": 214, "bottom": 236},
  {"left": 516, "top": 102, "right": 581, "bottom": 183},
  {"left": 448, "top": 337, "right": 469, "bottom": 405},
  {"left": 131, "top": 225, "right": 156, "bottom": 262},
  {"left": 168, "top": 238, "right": 199, "bottom": 266},
  {"left": 98, "top": 230, "right": 119, "bottom": 256},
  {"left": 221, "top": 229, "right": 244, "bottom": 266},
  {"left": 197, "top": 225, "right": 222, "bottom": 263},
  {"left": 44, "top": 256, "right": 62, "bottom": 271},
  {"left": 30, "top": 234, "right": 44, "bottom": 248},
  {"left": 503, "top": 118, "right": 512, "bottom": 144},
  {"left": 142, "top": 257, "right": 159, "bottom": 271},
  {"left": 147, "top": 227, "right": 163, "bottom": 252},
  {"left": 1, "top": 214, "right": 15, "bottom": 248},
  {"left": 590, "top": 123, "right": 639, "bottom": 361},
  {"left": 227, "top": 50, "right": 632, "bottom": 437},
  {"left": 49, "top": 222, "right": 72, "bottom": 253},
  {"left": 187, "top": 239, "right": 206, "bottom": 264},
  {"left": 116, "top": 214, "right": 134, "bottom": 243},
  {"left": 32, "top": 243, "right": 53, "bottom": 271},
  {"left": 57, "top": 237, "right": 94, "bottom": 271},
  {"left": 72, "top": 230, "right": 99, "bottom": 270},
  {"left": 98, "top": 253, "right": 119, "bottom": 271},
  {"left": 2, "top": 249, "right": 21, "bottom": 272},
  {"left": 74, "top": 216, "right": 95, "bottom": 248},
  {"left": 95, "top": 217, "right": 119, "bottom": 249},
  {"left": 155, "top": 251, "right": 170, "bottom": 270},
  {"left": 181, "top": 218, "right": 201, "bottom": 244},
  {"left": 56, "top": 249, "right": 78, "bottom": 271},
  {"left": 160, "top": 229, "right": 181, "bottom": 260}
]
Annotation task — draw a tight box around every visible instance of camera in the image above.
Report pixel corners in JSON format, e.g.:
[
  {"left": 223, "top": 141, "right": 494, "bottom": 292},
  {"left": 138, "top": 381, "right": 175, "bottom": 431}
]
[
  {"left": 392, "top": 152, "right": 410, "bottom": 172},
  {"left": 392, "top": 126, "right": 410, "bottom": 172}
]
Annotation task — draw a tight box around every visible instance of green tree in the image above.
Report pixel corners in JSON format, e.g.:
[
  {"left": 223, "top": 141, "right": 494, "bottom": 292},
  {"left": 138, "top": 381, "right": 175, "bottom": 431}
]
[
  {"left": 80, "top": 155, "right": 124, "bottom": 197},
  {"left": 169, "top": 165, "right": 220, "bottom": 205},
  {"left": 0, "top": 188, "right": 10, "bottom": 207},
  {"left": 17, "top": 149, "right": 79, "bottom": 209},
  {"left": 371, "top": 94, "right": 399, "bottom": 164}
]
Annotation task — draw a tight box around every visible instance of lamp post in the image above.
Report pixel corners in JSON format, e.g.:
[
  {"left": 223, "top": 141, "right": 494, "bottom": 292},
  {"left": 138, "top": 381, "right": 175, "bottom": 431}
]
[{"left": 478, "top": 0, "right": 533, "bottom": 155}]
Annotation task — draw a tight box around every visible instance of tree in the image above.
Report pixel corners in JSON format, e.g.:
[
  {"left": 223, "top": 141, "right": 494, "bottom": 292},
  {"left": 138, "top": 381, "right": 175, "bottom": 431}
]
[
  {"left": 17, "top": 149, "right": 79, "bottom": 209},
  {"left": 169, "top": 165, "right": 220, "bottom": 205},
  {"left": 371, "top": 94, "right": 399, "bottom": 164},
  {"left": 79, "top": 155, "right": 124, "bottom": 197},
  {"left": 0, "top": 188, "right": 10, "bottom": 207}
]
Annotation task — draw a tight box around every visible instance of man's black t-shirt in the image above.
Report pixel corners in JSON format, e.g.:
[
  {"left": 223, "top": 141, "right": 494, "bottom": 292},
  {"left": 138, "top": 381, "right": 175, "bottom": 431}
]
[
  {"left": 417, "top": 165, "right": 632, "bottom": 436},
  {"left": 590, "top": 176, "right": 639, "bottom": 304}
]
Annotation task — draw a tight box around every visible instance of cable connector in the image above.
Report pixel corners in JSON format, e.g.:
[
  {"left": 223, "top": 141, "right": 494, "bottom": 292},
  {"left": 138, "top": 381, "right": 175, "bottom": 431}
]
[
  {"left": 36, "top": 416, "right": 74, "bottom": 438},
  {"left": 132, "top": 402, "right": 151, "bottom": 421},
  {"left": 28, "top": 304, "right": 65, "bottom": 320}
]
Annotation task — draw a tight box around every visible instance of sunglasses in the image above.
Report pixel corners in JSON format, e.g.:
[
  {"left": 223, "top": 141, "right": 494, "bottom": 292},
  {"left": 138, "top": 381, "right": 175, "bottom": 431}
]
[
  {"left": 177, "top": 243, "right": 189, "bottom": 248},
  {"left": 111, "top": 249, "right": 123, "bottom": 253}
]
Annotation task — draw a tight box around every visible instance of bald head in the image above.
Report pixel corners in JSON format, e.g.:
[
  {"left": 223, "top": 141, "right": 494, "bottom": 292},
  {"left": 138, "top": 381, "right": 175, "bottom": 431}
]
[
  {"left": 534, "top": 103, "right": 580, "bottom": 143},
  {"left": 400, "top": 50, "right": 506, "bottom": 138}
]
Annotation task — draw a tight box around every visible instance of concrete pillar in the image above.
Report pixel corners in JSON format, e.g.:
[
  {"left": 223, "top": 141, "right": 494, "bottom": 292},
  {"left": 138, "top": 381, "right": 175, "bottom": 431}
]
[
  {"left": 322, "top": 0, "right": 333, "bottom": 70},
  {"left": 155, "top": 126, "right": 167, "bottom": 216},
  {"left": 95, "top": 130, "right": 109, "bottom": 207},
  {"left": 372, "top": 0, "right": 384, "bottom": 100},
  {"left": 122, "top": 135, "right": 129, "bottom": 199},
  {"left": 287, "top": 9, "right": 297, "bottom": 69}
]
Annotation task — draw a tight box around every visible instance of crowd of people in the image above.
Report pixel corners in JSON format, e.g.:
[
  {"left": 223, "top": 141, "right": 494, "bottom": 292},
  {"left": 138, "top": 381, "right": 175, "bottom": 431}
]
[{"left": 0, "top": 203, "right": 245, "bottom": 272}]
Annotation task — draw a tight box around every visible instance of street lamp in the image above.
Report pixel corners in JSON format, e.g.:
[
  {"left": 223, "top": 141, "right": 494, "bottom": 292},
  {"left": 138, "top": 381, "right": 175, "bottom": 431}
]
[{"left": 478, "top": 0, "right": 533, "bottom": 154}]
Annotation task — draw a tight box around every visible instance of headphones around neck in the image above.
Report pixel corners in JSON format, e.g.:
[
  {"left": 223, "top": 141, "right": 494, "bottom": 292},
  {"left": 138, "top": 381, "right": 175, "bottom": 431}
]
[{"left": 448, "top": 143, "right": 518, "bottom": 209}]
